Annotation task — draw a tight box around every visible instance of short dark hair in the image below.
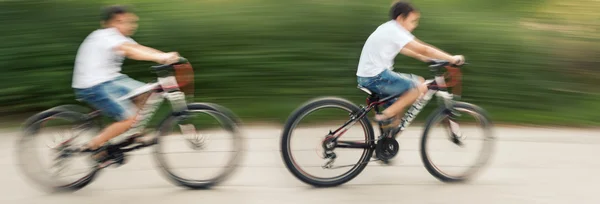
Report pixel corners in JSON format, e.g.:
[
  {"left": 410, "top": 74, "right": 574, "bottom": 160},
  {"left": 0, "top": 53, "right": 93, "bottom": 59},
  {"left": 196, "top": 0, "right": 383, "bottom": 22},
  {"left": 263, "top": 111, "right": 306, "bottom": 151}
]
[
  {"left": 389, "top": 1, "right": 417, "bottom": 20},
  {"left": 101, "top": 5, "right": 132, "bottom": 22}
]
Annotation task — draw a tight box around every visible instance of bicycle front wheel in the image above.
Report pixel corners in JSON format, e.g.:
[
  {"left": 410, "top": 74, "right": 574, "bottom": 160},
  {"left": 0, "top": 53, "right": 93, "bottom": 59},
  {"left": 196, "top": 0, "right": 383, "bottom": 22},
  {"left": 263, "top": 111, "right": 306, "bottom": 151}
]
[
  {"left": 280, "top": 97, "right": 375, "bottom": 187},
  {"left": 420, "top": 101, "right": 495, "bottom": 183},
  {"left": 153, "top": 103, "right": 244, "bottom": 189}
]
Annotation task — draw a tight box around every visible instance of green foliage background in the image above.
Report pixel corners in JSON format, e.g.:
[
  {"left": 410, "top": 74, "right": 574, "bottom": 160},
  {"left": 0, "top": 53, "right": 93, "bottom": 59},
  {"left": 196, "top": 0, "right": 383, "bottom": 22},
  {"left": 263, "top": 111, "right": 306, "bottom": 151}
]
[{"left": 1, "top": 0, "right": 598, "bottom": 126}]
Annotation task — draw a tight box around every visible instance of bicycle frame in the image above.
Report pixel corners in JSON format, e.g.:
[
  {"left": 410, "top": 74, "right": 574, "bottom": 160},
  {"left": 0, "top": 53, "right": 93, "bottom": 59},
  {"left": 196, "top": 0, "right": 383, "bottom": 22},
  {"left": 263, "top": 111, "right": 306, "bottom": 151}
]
[
  {"left": 95, "top": 74, "right": 191, "bottom": 144},
  {"left": 331, "top": 71, "right": 460, "bottom": 149},
  {"left": 52, "top": 77, "right": 186, "bottom": 148}
]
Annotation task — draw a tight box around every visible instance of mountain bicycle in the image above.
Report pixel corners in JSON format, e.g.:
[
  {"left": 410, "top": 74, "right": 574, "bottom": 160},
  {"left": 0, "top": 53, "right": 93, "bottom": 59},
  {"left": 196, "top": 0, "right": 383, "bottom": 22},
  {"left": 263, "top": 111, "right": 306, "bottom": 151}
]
[
  {"left": 280, "top": 59, "right": 495, "bottom": 187},
  {"left": 16, "top": 58, "right": 245, "bottom": 192}
]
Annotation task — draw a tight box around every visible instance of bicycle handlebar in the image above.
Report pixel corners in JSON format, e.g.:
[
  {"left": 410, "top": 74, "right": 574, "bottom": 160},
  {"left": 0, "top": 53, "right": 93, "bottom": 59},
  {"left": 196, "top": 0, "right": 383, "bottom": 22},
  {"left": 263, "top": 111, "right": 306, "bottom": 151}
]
[
  {"left": 427, "top": 59, "right": 468, "bottom": 73},
  {"left": 149, "top": 57, "right": 189, "bottom": 73},
  {"left": 427, "top": 59, "right": 468, "bottom": 67}
]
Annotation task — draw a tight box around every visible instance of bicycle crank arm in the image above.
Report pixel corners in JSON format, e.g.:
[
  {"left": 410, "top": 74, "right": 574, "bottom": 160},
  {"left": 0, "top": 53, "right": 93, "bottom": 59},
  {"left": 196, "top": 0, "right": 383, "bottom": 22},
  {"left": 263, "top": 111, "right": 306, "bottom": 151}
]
[
  {"left": 95, "top": 157, "right": 127, "bottom": 170},
  {"left": 96, "top": 160, "right": 119, "bottom": 169}
]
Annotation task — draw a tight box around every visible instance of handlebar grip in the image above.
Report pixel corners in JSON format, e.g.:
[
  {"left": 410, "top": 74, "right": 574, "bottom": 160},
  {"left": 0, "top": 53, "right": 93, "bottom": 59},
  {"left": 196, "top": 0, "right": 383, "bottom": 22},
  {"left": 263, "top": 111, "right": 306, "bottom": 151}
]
[
  {"left": 427, "top": 59, "right": 468, "bottom": 68},
  {"left": 176, "top": 57, "right": 188, "bottom": 64},
  {"left": 149, "top": 57, "right": 189, "bottom": 73},
  {"left": 427, "top": 59, "right": 468, "bottom": 74}
]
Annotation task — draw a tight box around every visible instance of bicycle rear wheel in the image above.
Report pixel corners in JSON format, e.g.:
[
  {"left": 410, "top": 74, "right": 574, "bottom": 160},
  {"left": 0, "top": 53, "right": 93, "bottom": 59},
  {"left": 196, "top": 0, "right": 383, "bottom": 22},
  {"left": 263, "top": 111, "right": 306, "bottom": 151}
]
[
  {"left": 154, "top": 103, "right": 244, "bottom": 189},
  {"left": 16, "top": 109, "right": 101, "bottom": 192},
  {"left": 420, "top": 101, "right": 495, "bottom": 183},
  {"left": 280, "top": 97, "right": 374, "bottom": 187}
]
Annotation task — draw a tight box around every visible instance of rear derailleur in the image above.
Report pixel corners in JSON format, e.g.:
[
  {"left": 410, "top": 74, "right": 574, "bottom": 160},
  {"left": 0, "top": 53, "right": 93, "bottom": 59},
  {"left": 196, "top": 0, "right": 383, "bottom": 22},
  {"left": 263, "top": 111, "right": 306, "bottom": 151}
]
[{"left": 321, "top": 135, "right": 337, "bottom": 169}]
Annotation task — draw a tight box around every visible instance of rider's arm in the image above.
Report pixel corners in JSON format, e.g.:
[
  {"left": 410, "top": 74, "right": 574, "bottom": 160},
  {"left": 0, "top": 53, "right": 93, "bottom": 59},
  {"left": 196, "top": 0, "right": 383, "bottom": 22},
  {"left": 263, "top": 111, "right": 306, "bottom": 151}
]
[
  {"left": 133, "top": 44, "right": 165, "bottom": 54},
  {"left": 399, "top": 47, "right": 430, "bottom": 62},
  {"left": 104, "top": 32, "right": 177, "bottom": 64},
  {"left": 414, "top": 39, "right": 454, "bottom": 58},
  {"left": 116, "top": 43, "right": 173, "bottom": 64},
  {"left": 402, "top": 39, "right": 459, "bottom": 64}
]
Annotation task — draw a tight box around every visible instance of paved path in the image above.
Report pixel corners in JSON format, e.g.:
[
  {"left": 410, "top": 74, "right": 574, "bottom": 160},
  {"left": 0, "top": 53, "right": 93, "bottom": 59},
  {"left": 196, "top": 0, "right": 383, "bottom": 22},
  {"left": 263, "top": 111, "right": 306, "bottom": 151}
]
[{"left": 1, "top": 125, "right": 600, "bottom": 204}]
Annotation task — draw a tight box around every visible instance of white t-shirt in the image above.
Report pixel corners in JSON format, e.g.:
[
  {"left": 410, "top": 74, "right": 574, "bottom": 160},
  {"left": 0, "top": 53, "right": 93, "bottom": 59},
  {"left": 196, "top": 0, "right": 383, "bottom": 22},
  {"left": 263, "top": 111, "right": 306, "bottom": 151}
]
[
  {"left": 356, "top": 20, "right": 415, "bottom": 77},
  {"left": 72, "top": 27, "right": 137, "bottom": 89}
]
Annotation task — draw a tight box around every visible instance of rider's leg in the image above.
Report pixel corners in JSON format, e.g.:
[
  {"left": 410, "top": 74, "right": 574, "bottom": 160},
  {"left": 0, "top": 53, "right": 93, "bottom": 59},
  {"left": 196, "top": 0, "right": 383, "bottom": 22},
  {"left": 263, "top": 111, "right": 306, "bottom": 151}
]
[
  {"left": 130, "top": 92, "right": 153, "bottom": 144},
  {"left": 357, "top": 70, "right": 425, "bottom": 130},
  {"left": 82, "top": 93, "right": 139, "bottom": 150},
  {"left": 377, "top": 89, "right": 419, "bottom": 120},
  {"left": 379, "top": 77, "right": 427, "bottom": 126},
  {"left": 133, "top": 92, "right": 151, "bottom": 108},
  {"left": 370, "top": 71, "right": 424, "bottom": 129},
  {"left": 87, "top": 116, "right": 136, "bottom": 149},
  {"left": 379, "top": 76, "right": 427, "bottom": 119},
  {"left": 75, "top": 76, "right": 146, "bottom": 150},
  {"left": 383, "top": 77, "right": 427, "bottom": 115}
]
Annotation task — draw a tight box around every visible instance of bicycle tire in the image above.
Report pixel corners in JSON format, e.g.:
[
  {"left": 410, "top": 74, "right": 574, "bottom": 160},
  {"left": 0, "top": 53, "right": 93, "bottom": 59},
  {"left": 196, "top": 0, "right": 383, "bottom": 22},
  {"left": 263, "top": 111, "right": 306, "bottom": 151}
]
[
  {"left": 280, "top": 97, "right": 375, "bottom": 187},
  {"left": 420, "top": 101, "right": 495, "bottom": 183},
  {"left": 16, "top": 108, "right": 101, "bottom": 192},
  {"left": 153, "top": 103, "right": 244, "bottom": 189}
]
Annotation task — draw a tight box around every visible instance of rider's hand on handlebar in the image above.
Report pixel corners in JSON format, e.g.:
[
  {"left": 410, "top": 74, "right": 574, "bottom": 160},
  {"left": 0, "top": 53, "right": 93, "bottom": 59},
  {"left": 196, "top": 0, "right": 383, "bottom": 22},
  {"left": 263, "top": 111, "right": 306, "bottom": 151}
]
[
  {"left": 452, "top": 55, "right": 465, "bottom": 65},
  {"left": 157, "top": 52, "right": 181, "bottom": 65}
]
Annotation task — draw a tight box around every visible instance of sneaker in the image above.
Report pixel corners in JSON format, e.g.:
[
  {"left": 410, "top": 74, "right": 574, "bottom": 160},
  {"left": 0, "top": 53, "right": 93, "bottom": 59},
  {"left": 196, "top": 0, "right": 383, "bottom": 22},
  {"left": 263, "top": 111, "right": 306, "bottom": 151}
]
[
  {"left": 374, "top": 114, "right": 400, "bottom": 133},
  {"left": 76, "top": 145, "right": 109, "bottom": 163}
]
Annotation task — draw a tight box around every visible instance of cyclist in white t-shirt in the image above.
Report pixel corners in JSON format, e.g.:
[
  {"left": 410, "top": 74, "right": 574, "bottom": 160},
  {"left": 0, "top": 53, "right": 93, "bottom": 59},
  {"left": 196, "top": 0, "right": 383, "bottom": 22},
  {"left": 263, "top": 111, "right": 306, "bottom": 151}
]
[
  {"left": 72, "top": 5, "right": 180, "bottom": 160},
  {"left": 356, "top": 1, "right": 465, "bottom": 132}
]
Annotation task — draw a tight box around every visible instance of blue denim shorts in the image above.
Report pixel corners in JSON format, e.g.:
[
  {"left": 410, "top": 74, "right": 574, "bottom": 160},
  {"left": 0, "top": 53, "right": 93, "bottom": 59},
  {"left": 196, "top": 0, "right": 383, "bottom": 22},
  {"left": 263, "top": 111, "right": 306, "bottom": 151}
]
[
  {"left": 74, "top": 75, "right": 146, "bottom": 121},
  {"left": 357, "top": 69, "right": 421, "bottom": 108}
]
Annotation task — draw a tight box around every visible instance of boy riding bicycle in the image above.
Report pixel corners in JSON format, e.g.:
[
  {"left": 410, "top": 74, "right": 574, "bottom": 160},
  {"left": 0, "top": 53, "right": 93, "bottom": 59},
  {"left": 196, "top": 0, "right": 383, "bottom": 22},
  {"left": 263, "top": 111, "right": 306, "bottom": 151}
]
[
  {"left": 356, "top": 1, "right": 465, "bottom": 132},
  {"left": 71, "top": 5, "right": 181, "bottom": 160}
]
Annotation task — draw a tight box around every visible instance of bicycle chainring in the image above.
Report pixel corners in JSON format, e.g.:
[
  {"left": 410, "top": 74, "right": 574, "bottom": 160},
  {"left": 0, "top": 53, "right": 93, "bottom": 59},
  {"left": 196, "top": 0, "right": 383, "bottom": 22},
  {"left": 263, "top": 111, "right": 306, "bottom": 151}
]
[{"left": 375, "top": 137, "right": 399, "bottom": 161}]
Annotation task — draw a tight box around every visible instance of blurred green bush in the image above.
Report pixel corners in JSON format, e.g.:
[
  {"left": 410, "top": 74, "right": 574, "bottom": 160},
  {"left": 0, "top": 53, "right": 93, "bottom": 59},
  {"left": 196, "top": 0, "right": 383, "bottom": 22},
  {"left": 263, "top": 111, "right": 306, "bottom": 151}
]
[{"left": 0, "top": 0, "right": 598, "bottom": 126}]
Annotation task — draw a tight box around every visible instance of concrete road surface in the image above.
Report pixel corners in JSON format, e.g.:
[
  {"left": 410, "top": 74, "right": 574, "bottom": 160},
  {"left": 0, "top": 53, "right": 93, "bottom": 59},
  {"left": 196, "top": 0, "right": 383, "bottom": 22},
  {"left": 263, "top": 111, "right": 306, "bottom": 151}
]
[{"left": 1, "top": 125, "right": 600, "bottom": 204}]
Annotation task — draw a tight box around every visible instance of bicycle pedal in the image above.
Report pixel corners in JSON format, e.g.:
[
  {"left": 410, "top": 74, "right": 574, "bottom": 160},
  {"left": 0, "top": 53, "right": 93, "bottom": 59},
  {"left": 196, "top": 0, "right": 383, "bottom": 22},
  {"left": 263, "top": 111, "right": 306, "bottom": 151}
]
[
  {"left": 98, "top": 159, "right": 124, "bottom": 169},
  {"left": 376, "top": 157, "right": 398, "bottom": 165},
  {"left": 451, "top": 137, "right": 464, "bottom": 147},
  {"left": 98, "top": 154, "right": 127, "bottom": 168},
  {"left": 390, "top": 128, "right": 401, "bottom": 138}
]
